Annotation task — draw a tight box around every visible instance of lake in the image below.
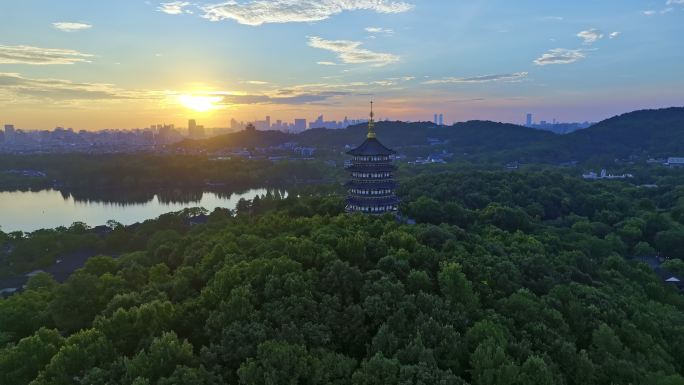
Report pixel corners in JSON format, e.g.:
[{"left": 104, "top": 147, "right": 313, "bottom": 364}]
[{"left": 0, "top": 188, "right": 282, "bottom": 233}]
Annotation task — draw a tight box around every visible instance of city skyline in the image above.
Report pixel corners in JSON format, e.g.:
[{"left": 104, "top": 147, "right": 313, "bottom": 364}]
[
  {"left": 2, "top": 110, "right": 597, "bottom": 133},
  {"left": 1, "top": 0, "right": 683, "bottom": 130}
]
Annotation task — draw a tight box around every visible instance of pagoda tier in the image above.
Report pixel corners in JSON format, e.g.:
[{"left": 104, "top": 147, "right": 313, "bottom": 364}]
[
  {"left": 345, "top": 102, "right": 399, "bottom": 214},
  {"left": 346, "top": 163, "right": 397, "bottom": 173},
  {"left": 345, "top": 180, "right": 399, "bottom": 189},
  {"left": 346, "top": 196, "right": 401, "bottom": 214},
  {"left": 347, "top": 137, "right": 395, "bottom": 157}
]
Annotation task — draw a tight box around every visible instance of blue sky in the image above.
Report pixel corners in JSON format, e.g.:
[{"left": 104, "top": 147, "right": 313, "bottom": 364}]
[{"left": 1, "top": 0, "right": 683, "bottom": 129}]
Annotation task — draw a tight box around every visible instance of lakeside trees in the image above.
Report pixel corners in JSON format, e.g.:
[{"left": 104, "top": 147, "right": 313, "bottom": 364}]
[{"left": 0, "top": 154, "right": 336, "bottom": 194}]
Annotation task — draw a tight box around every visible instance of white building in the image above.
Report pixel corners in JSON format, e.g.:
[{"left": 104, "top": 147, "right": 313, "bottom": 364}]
[
  {"left": 666, "top": 157, "right": 684, "bottom": 167},
  {"left": 582, "top": 169, "right": 633, "bottom": 180}
]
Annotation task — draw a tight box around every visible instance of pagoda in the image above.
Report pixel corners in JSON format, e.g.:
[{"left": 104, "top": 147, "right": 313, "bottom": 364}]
[{"left": 345, "top": 102, "right": 399, "bottom": 214}]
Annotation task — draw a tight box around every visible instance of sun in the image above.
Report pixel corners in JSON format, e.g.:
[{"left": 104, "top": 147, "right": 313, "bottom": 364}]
[{"left": 177, "top": 94, "right": 222, "bottom": 113}]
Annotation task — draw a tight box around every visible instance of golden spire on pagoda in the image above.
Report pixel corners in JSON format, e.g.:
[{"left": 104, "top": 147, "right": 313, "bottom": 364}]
[{"left": 367, "top": 101, "right": 377, "bottom": 139}]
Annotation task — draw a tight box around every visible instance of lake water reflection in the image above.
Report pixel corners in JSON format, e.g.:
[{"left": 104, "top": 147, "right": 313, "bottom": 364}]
[{"left": 0, "top": 188, "right": 282, "bottom": 233}]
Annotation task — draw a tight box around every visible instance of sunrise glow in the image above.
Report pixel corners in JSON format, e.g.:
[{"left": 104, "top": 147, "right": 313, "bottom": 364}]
[{"left": 177, "top": 94, "right": 223, "bottom": 113}]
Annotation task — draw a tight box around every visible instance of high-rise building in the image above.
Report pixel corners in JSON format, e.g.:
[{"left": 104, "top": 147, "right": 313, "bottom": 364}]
[
  {"left": 265, "top": 116, "right": 271, "bottom": 129},
  {"left": 294, "top": 119, "right": 307, "bottom": 132},
  {"left": 157, "top": 125, "right": 172, "bottom": 143},
  {"left": 526, "top": 113, "right": 533, "bottom": 127},
  {"left": 434, "top": 114, "right": 438, "bottom": 125},
  {"left": 309, "top": 115, "right": 324, "bottom": 129},
  {"left": 439, "top": 114, "right": 444, "bottom": 126},
  {"left": 188, "top": 119, "right": 205, "bottom": 138},
  {"left": 4, "top": 124, "right": 15, "bottom": 143}
]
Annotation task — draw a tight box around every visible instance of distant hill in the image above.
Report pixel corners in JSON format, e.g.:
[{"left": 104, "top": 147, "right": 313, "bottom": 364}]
[
  {"left": 178, "top": 107, "right": 684, "bottom": 163},
  {"left": 178, "top": 129, "right": 294, "bottom": 152},
  {"left": 496, "top": 107, "right": 684, "bottom": 163},
  {"left": 177, "top": 120, "right": 555, "bottom": 155},
  {"left": 559, "top": 107, "right": 684, "bottom": 160}
]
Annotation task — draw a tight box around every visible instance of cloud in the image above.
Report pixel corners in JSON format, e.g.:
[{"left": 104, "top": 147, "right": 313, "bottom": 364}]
[
  {"left": 52, "top": 22, "right": 93, "bottom": 32},
  {"left": 219, "top": 91, "right": 348, "bottom": 105},
  {"left": 643, "top": 2, "right": 679, "bottom": 15},
  {"left": 0, "top": 72, "right": 141, "bottom": 101},
  {"left": 201, "top": 0, "right": 413, "bottom": 26},
  {"left": 577, "top": 29, "right": 603, "bottom": 44},
  {"left": 171, "top": 89, "right": 348, "bottom": 106},
  {"left": 0, "top": 72, "right": 351, "bottom": 106},
  {"left": 365, "top": 27, "right": 394, "bottom": 35},
  {"left": 648, "top": 0, "right": 684, "bottom": 15},
  {"left": 534, "top": 48, "right": 586, "bottom": 66},
  {"left": 158, "top": 1, "right": 191, "bottom": 15},
  {"left": 0, "top": 72, "right": 413, "bottom": 107},
  {"left": 0, "top": 45, "right": 93, "bottom": 65},
  {"left": 539, "top": 16, "right": 564, "bottom": 21},
  {"left": 307, "top": 36, "right": 399, "bottom": 66},
  {"left": 609, "top": 31, "right": 620, "bottom": 39},
  {"left": 317, "top": 61, "right": 339, "bottom": 65},
  {"left": 448, "top": 98, "right": 486, "bottom": 104},
  {"left": 423, "top": 72, "right": 528, "bottom": 85},
  {"left": 244, "top": 80, "right": 269, "bottom": 85}
]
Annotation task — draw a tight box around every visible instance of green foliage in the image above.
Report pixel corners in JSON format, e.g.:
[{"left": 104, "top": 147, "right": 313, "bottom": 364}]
[
  {"left": 469, "top": 339, "right": 518, "bottom": 385},
  {"left": 518, "top": 356, "right": 554, "bottom": 385},
  {"left": 0, "top": 285, "right": 54, "bottom": 345},
  {"left": 663, "top": 259, "right": 684, "bottom": 276},
  {"left": 438, "top": 262, "right": 478, "bottom": 309},
  {"left": 0, "top": 328, "right": 64, "bottom": 385},
  {"left": 238, "top": 341, "right": 356, "bottom": 385},
  {"left": 49, "top": 271, "right": 126, "bottom": 333},
  {"left": 124, "top": 332, "right": 196, "bottom": 384},
  {"left": 33, "top": 329, "right": 116, "bottom": 385}
]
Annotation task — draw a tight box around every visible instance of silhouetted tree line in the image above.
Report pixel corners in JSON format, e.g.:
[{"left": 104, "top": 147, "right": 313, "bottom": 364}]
[{"left": 0, "top": 154, "right": 337, "bottom": 192}]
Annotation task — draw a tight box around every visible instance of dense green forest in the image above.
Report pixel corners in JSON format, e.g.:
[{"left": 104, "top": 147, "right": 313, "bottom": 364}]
[{"left": 2, "top": 169, "right": 684, "bottom": 384}]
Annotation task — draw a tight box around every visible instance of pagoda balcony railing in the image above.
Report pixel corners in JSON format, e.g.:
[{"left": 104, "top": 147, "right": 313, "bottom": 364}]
[
  {"left": 346, "top": 181, "right": 399, "bottom": 190},
  {"left": 346, "top": 163, "right": 396, "bottom": 172},
  {"left": 349, "top": 188, "right": 395, "bottom": 193},
  {"left": 350, "top": 180, "right": 396, "bottom": 185},
  {"left": 346, "top": 196, "right": 401, "bottom": 207},
  {"left": 349, "top": 160, "right": 393, "bottom": 165},
  {"left": 351, "top": 156, "right": 392, "bottom": 162},
  {"left": 350, "top": 172, "right": 394, "bottom": 179},
  {"left": 346, "top": 206, "right": 398, "bottom": 214},
  {"left": 349, "top": 191, "right": 396, "bottom": 197}
]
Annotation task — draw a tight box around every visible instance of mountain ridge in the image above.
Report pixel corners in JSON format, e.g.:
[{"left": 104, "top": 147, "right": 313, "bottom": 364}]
[{"left": 178, "top": 106, "right": 684, "bottom": 163}]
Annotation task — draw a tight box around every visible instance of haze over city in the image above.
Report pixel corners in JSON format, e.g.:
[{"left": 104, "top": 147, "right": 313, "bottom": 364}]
[{"left": 2, "top": 0, "right": 683, "bottom": 130}]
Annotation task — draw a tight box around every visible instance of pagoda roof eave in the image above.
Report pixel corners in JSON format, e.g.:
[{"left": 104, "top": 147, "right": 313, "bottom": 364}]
[{"left": 346, "top": 137, "right": 396, "bottom": 156}]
